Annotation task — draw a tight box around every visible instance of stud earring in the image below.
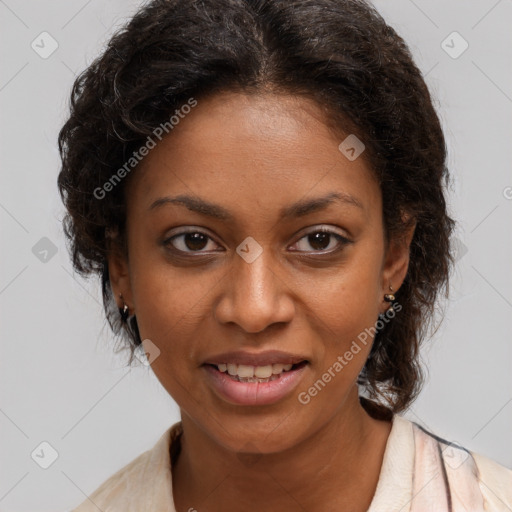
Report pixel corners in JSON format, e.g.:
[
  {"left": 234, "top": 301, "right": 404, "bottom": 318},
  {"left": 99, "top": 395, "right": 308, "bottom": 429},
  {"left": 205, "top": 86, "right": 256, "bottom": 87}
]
[
  {"left": 119, "top": 293, "right": 129, "bottom": 322},
  {"left": 383, "top": 285, "right": 395, "bottom": 314}
]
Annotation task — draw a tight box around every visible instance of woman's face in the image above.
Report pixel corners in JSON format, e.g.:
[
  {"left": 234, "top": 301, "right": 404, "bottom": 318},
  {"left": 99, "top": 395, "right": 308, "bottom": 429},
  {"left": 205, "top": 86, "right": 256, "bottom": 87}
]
[{"left": 110, "top": 91, "right": 412, "bottom": 453}]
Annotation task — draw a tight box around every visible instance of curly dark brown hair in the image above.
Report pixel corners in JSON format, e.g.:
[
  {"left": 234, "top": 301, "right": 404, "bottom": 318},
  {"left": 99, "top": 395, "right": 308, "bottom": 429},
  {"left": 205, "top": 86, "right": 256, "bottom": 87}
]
[{"left": 57, "top": 0, "right": 455, "bottom": 417}]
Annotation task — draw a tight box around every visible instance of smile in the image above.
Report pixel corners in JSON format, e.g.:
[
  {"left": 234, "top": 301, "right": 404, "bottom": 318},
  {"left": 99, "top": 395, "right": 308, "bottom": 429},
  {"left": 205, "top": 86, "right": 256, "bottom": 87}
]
[
  {"left": 213, "top": 362, "right": 298, "bottom": 381},
  {"left": 203, "top": 361, "right": 309, "bottom": 405}
]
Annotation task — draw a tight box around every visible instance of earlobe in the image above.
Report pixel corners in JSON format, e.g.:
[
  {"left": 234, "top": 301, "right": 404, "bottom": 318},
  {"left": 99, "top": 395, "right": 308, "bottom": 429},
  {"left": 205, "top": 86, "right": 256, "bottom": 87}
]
[
  {"left": 106, "top": 236, "right": 133, "bottom": 311},
  {"left": 380, "top": 218, "right": 416, "bottom": 298}
]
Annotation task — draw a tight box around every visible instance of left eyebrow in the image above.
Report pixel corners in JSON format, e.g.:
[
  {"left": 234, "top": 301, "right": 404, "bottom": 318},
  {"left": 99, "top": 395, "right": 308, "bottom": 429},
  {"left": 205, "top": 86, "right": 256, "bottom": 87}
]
[
  {"left": 148, "top": 191, "right": 364, "bottom": 220},
  {"left": 280, "top": 192, "right": 364, "bottom": 219}
]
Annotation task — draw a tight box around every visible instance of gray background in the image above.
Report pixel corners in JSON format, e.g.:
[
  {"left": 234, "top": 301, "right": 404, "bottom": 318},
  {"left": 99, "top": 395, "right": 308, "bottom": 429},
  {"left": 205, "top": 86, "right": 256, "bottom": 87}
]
[{"left": 1, "top": 0, "right": 511, "bottom": 510}]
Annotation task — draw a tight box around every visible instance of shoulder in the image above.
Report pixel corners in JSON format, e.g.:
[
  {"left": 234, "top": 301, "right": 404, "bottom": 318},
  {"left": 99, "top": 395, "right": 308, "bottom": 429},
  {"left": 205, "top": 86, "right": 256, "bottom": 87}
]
[
  {"left": 407, "top": 417, "right": 512, "bottom": 510},
  {"left": 71, "top": 422, "right": 182, "bottom": 512},
  {"left": 71, "top": 449, "right": 153, "bottom": 511},
  {"left": 471, "top": 450, "right": 512, "bottom": 509}
]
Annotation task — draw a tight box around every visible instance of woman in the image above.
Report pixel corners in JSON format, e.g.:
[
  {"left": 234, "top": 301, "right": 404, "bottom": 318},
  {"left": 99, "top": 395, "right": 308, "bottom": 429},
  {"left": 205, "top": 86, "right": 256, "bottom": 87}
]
[{"left": 57, "top": 0, "right": 512, "bottom": 510}]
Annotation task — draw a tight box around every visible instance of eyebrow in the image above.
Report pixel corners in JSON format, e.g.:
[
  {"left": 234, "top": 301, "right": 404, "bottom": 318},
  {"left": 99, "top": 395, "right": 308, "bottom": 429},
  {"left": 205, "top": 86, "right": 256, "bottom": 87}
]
[{"left": 148, "top": 192, "right": 364, "bottom": 221}]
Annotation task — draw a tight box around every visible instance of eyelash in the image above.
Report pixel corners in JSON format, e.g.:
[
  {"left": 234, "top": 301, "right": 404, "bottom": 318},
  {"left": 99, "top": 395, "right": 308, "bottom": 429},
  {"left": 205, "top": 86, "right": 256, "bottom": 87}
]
[{"left": 162, "top": 227, "right": 351, "bottom": 257}]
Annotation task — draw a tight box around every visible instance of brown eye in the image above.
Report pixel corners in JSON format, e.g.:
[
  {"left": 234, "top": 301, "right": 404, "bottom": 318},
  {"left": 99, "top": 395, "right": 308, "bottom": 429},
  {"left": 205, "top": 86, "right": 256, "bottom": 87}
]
[
  {"left": 164, "top": 231, "right": 219, "bottom": 253},
  {"left": 291, "top": 229, "right": 350, "bottom": 254}
]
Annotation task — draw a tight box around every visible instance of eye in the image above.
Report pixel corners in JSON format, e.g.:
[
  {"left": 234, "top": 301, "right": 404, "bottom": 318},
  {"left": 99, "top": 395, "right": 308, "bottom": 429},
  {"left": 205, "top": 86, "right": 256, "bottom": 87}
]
[
  {"left": 163, "top": 226, "right": 351, "bottom": 256},
  {"left": 290, "top": 228, "right": 351, "bottom": 254},
  {"left": 163, "top": 230, "right": 220, "bottom": 253}
]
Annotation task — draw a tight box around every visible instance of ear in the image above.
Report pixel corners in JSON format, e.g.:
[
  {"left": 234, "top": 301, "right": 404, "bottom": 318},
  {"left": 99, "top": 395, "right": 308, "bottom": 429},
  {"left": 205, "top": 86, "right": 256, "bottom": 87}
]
[
  {"left": 379, "top": 213, "right": 416, "bottom": 312},
  {"left": 106, "top": 231, "right": 134, "bottom": 313}
]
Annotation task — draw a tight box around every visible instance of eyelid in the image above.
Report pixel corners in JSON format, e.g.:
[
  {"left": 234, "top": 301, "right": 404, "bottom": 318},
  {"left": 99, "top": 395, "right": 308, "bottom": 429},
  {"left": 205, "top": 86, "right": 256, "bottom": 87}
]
[
  {"left": 163, "top": 225, "right": 351, "bottom": 255},
  {"left": 163, "top": 227, "right": 223, "bottom": 252},
  {"left": 288, "top": 226, "right": 351, "bottom": 253},
  {"left": 294, "top": 224, "right": 350, "bottom": 241}
]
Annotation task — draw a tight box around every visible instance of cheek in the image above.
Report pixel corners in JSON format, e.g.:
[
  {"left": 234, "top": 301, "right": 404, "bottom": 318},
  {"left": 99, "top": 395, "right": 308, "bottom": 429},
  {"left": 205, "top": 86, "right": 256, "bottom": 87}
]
[
  {"left": 126, "top": 230, "right": 207, "bottom": 338},
  {"left": 311, "top": 250, "right": 383, "bottom": 374},
  {"left": 129, "top": 263, "right": 208, "bottom": 404},
  {"left": 127, "top": 247, "right": 223, "bottom": 398},
  {"left": 132, "top": 269, "right": 207, "bottom": 348},
  {"left": 317, "top": 253, "right": 381, "bottom": 324}
]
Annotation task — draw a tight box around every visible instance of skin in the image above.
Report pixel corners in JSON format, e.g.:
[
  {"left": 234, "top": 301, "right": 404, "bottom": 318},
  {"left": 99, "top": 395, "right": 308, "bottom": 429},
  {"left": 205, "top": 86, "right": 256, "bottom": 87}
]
[{"left": 108, "top": 91, "right": 415, "bottom": 511}]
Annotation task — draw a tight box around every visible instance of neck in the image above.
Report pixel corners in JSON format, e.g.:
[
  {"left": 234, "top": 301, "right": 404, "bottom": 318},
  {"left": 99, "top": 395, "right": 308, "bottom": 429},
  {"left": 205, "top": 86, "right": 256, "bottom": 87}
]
[{"left": 172, "top": 386, "right": 392, "bottom": 512}]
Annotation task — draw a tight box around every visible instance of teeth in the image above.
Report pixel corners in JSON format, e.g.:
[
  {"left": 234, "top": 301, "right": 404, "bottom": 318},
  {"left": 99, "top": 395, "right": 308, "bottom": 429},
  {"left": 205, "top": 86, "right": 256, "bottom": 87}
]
[
  {"left": 216, "top": 362, "right": 296, "bottom": 378},
  {"left": 254, "top": 365, "right": 272, "bottom": 378},
  {"left": 272, "top": 363, "right": 285, "bottom": 374}
]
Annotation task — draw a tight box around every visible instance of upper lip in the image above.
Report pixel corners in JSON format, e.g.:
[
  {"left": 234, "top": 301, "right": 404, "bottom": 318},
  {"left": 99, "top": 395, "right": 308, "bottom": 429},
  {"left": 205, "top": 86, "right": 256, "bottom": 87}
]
[{"left": 202, "top": 350, "right": 309, "bottom": 367}]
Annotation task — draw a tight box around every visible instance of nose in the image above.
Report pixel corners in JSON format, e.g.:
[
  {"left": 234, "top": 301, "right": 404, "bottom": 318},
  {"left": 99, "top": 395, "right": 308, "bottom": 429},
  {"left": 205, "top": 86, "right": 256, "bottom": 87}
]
[{"left": 213, "top": 248, "right": 295, "bottom": 333}]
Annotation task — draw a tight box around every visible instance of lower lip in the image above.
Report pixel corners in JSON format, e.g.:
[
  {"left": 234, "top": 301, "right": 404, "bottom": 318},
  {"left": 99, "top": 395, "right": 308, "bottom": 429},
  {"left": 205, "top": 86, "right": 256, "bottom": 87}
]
[{"left": 203, "top": 362, "right": 308, "bottom": 406}]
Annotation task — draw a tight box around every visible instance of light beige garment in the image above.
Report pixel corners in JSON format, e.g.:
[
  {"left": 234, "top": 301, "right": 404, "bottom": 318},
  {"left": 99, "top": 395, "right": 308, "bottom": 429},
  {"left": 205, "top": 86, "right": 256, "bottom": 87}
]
[{"left": 71, "top": 415, "right": 512, "bottom": 511}]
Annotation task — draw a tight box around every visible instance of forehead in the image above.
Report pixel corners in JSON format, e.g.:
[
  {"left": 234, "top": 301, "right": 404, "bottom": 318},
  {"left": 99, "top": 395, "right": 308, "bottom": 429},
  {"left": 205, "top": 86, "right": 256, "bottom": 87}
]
[{"left": 126, "top": 91, "right": 381, "bottom": 222}]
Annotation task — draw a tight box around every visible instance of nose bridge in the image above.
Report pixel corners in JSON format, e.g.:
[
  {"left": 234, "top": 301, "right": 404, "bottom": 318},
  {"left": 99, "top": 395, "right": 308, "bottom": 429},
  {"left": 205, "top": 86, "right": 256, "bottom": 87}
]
[
  {"left": 235, "top": 249, "right": 276, "bottom": 304},
  {"left": 215, "top": 242, "right": 294, "bottom": 332}
]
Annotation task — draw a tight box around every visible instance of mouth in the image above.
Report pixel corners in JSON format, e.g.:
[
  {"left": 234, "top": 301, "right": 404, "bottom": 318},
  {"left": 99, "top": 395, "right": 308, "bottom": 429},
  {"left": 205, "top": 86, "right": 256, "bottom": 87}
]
[
  {"left": 204, "top": 360, "right": 308, "bottom": 383},
  {"left": 202, "top": 360, "right": 309, "bottom": 406}
]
